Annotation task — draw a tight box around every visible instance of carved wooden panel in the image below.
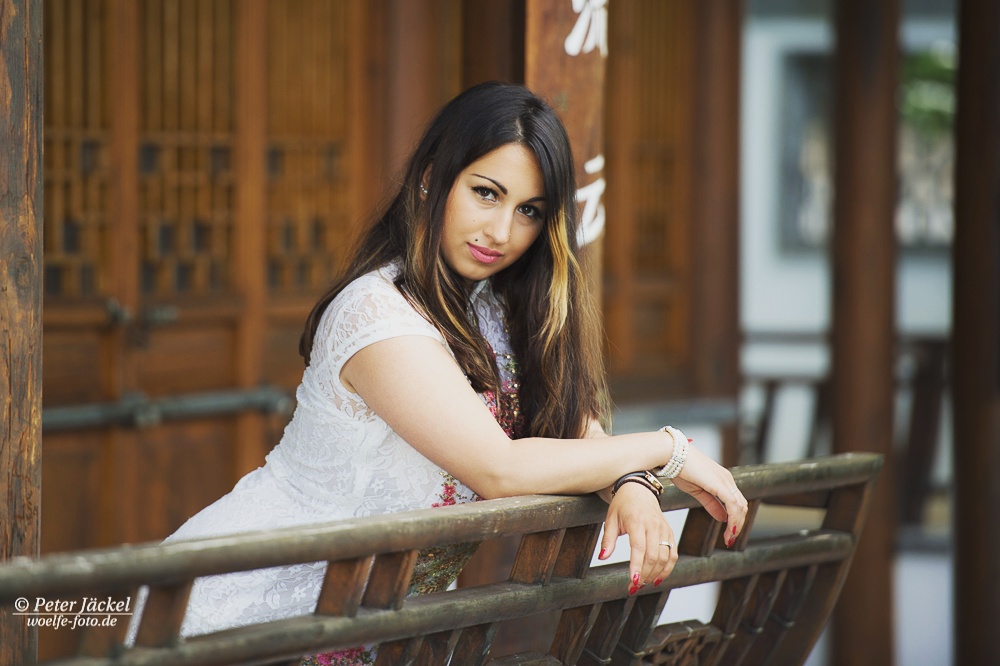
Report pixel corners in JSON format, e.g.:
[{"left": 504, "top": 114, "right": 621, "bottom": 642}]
[
  {"left": 265, "top": 0, "right": 352, "bottom": 294},
  {"left": 138, "top": 0, "right": 235, "bottom": 297},
  {"left": 43, "top": 0, "right": 111, "bottom": 298}
]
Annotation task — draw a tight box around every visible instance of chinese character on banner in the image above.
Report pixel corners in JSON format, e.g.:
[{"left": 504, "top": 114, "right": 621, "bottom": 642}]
[
  {"left": 576, "top": 155, "right": 606, "bottom": 246},
  {"left": 565, "top": 0, "right": 608, "bottom": 58}
]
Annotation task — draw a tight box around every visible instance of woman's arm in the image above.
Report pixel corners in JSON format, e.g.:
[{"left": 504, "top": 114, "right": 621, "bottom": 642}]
[
  {"left": 342, "top": 334, "right": 672, "bottom": 499},
  {"left": 344, "top": 334, "right": 746, "bottom": 587}
]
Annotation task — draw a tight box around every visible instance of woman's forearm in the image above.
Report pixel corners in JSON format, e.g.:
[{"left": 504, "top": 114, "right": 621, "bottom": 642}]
[{"left": 473, "top": 429, "right": 675, "bottom": 499}]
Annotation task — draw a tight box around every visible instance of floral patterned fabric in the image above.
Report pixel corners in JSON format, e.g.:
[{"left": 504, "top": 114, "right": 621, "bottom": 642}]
[{"left": 125, "top": 264, "right": 522, "bottom": 662}]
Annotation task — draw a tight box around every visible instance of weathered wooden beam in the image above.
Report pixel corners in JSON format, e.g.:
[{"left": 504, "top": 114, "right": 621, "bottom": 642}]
[
  {"left": 829, "top": 1, "right": 900, "bottom": 663},
  {"left": 952, "top": 0, "right": 1000, "bottom": 662},
  {"left": 0, "top": 0, "right": 43, "bottom": 662}
]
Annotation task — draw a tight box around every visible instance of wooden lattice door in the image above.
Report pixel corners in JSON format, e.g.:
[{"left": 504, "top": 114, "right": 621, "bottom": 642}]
[{"left": 40, "top": 0, "right": 363, "bottom": 559}]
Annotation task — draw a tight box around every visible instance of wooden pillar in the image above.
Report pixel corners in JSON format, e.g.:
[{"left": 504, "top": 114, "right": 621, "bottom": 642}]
[
  {"left": 829, "top": 2, "right": 899, "bottom": 664},
  {"left": 690, "top": 0, "right": 742, "bottom": 467},
  {"left": 952, "top": 0, "right": 1000, "bottom": 662},
  {"left": 0, "top": 0, "right": 43, "bottom": 661},
  {"left": 233, "top": 0, "right": 268, "bottom": 477}
]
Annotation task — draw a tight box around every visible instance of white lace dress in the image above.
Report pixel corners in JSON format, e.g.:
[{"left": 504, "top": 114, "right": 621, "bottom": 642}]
[{"left": 127, "top": 264, "right": 522, "bottom": 661}]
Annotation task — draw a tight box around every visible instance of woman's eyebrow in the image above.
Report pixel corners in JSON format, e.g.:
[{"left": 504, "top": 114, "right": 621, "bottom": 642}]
[
  {"left": 471, "top": 173, "right": 545, "bottom": 203},
  {"left": 471, "top": 173, "right": 508, "bottom": 195}
]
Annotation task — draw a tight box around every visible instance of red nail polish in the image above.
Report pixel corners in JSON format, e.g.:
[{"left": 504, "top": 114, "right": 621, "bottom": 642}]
[
  {"left": 732, "top": 525, "right": 737, "bottom": 535},
  {"left": 654, "top": 578, "right": 662, "bottom": 587},
  {"left": 687, "top": 438, "right": 693, "bottom": 442},
  {"left": 632, "top": 572, "right": 639, "bottom": 585},
  {"left": 599, "top": 548, "right": 607, "bottom": 559},
  {"left": 629, "top": 585, "right": 638, "bottom": 596}
]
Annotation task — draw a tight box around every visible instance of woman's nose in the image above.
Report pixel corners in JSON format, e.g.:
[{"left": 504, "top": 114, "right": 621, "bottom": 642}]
[{"left": 483, "top": 208, "right": 514, "bottom": 244}]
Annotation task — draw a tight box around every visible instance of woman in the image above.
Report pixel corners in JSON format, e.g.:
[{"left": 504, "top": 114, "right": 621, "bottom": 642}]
[{"left": 130, "top": 82, "right": 747, "bottom": 661}]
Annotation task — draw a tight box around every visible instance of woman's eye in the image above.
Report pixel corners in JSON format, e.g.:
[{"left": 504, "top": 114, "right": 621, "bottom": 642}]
[
  {"left": 472, "top": 186, "right": 498, "bottom": 202},
  {"left": 517, "top": 204, "right": 541, "bottom": 219}
]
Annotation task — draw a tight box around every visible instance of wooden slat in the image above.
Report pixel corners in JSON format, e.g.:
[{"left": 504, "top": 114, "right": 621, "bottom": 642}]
[
  {"left": 315, "top": 556, "right": 373, "bottom": 617},
  {"left": 509, "top": 529, "right": 565, "bottom": 585},
  {"left": 726, "top": 570, "right": 788, "bottom": 665},
  {"left": 449, "top": 623, "right": 497, "bottom": 666},
  {"left": 643, "top": 620, "right": 722, "bottom": 663},
  {"left": 676, "top": 508, "right": 722, "bottom": 558},
  {"left": 362, "top": 550, "right": 419, "bottom": 611},
  {"left": 133, "top": 581, "right": 193, "bottom": 647},
  {"left": 615, "top": 591, "right": 669, "bottom": 657},
  {"left": 704, "top": 573, "right": 759, "bottom": 663},
  {"left": 415, "top": 630, "right": 460, "bottom": 665},
  {"left": 375, "top": 637, "right": 424, "bottom": 666},
  {"left": 750, "top": 564, "right": 819, "bottom": 663},
  {"left": 551, "top": 523, "right": 601, "bottom": 579},
  {"left": 549, "top": 603, "right": 601, "bottom": 664},
  {"left": 580, "top": 597, "right": 636, "bottom": 664},
  {"left": 75, "top": 589, "right": 132, "bottom": 657}
]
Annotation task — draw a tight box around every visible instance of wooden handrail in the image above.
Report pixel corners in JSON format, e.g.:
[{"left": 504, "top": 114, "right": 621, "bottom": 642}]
[{"left": 1, "top": 453, "right": 881, "bottom": 665}]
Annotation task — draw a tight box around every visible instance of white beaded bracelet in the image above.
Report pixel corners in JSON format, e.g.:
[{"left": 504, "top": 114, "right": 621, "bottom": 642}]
[{"left": 656, "top": 425, "right": 689, "bottom": 479}]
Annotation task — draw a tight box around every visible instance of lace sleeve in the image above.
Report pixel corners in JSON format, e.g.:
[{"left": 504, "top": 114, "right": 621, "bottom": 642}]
[{"left": 310, "top": 268, "right": 449, "bottom": 385}]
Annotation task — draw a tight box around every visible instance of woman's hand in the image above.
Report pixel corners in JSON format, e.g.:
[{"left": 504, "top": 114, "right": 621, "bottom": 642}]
[
  {"left": 597, "top": 482, "right": 678, "bottom": 594},
  {"left": 671, "top": 444, "right": 748, "bottom": 547}
]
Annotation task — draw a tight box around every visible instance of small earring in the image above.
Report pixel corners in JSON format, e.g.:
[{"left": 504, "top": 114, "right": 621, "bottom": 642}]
[{"left": 419, "top": 185, "right": 428, "bottom": 195}]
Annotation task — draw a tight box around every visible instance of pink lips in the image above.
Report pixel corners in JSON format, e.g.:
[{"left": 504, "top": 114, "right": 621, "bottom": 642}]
[{"left": 467, "top": 243, "right": 503, "bottom": 264}]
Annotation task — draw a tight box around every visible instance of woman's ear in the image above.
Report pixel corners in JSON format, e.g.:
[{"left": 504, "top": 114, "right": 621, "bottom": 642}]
[{"left": 420, "top": 165, "right": 432, "bottom": 200}]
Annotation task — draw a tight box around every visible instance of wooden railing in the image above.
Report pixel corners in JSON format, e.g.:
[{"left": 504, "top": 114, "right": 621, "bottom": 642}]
[{"left": 0, "top": 453, "right": 881, "bottom": 665}]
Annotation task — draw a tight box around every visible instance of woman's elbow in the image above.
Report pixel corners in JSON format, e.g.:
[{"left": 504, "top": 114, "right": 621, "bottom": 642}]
[{"left": 468, "top": 462, "right": 527, "bottom": 500}]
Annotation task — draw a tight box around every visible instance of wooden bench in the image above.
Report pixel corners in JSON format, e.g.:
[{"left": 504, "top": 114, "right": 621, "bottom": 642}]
[{"left": 0, "top": 453, "right": 881, "bottom": 665}]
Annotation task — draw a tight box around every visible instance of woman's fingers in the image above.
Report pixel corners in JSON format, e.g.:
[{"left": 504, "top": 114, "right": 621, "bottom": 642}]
[
  {"left": 674, "top": 446, "right": 750, "bottom": 546},
  {"left": 605, "top": 484, "right": 678, "bottom": 593}
]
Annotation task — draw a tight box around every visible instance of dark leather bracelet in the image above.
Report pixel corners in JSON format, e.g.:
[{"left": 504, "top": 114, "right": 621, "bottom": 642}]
[
  {"left": 612, "top": 470, "right": 664, "bottom": 497},
  {"left": 612, "top": 477, "right": 660, "bottom": 499}
]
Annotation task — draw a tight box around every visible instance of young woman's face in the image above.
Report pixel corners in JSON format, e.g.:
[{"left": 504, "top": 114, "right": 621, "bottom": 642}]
[{"left": 438, "top": 144, "right": 547, "bottom": 283}]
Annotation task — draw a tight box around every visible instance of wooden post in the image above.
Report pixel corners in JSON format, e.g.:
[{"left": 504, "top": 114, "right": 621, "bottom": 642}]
[
  {"left": 0, "top": 0, "right": 43, "bottom": 661},
  {"left": 829, "top": 1, "right": 899, "bottom": 664},
  {"left": 233, "top": 0, "right": 268, "bottom": 478},
  {"left": 952, "top": 0, "right": 1000, "bottom": 662},
  {"left": 690, "top": 0, "right": 742, "bottom": 467}
]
